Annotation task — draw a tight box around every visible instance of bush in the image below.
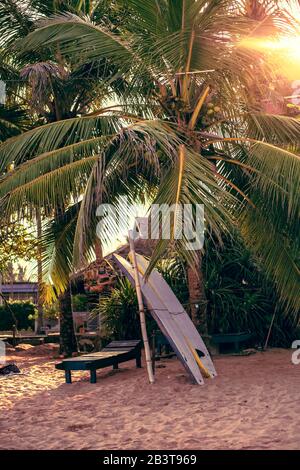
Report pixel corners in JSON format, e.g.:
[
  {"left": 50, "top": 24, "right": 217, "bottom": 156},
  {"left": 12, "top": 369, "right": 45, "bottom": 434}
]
[
  {"left": 93, "top": 237, "right": 298, "bottom": 347},
  {"left": 203, "top": 236, "right": 299, "bottom": 347},
  {"left": 93, "top": 278, "right": 156, "bottom": 341},
  {"left": 94, "top": 278, "right": 141, "bottom": 340},
  {"left": 72, "top": 294, "right": 90, "bottom": 312},
  {"left": 42, "top": 302, "right": 59, "bottom": 321},
  {"left": 0, "top": 301, "right": 36, "bottom": 331},
  {"left": 156, "top": 238, "right": 298, "bottom": 347},
  {"left": 157, "top": 257, "right": 189, "bottom": 306}
]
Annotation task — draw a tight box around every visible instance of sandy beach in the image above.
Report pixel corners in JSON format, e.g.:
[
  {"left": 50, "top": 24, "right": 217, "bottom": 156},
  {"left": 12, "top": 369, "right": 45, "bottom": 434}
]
[{"left": 0, "top": 345, "right": 299, "bottom": 450}]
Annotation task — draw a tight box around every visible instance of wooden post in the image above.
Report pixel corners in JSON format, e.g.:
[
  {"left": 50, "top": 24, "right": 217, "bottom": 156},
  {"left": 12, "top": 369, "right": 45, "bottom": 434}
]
[
  {"left": 65, "top": 370, "right": 72, "bottom": 384},
  {"left": 151, "top": 330, "right": 156, "bottom": 375},
  {"left": 128, "top": 230, "right": 154, "bottom": 384},
  {"left": 90, "top": 370, "right": 97, "bottom": 384},
  {"left": 264, "top": 310, "right": 277, "bottom": 350}
]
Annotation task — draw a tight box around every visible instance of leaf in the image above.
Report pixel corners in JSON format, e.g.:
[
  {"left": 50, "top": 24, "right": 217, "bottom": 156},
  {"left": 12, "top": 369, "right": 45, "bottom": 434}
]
[
  {"left": 18, "top": 13, "right": 133, "bottom": 71},
  {"left": 188, "top": 85, "right": 210, "bottom": 130},
  {"left": 241, "top": 206, "right": 300, "bottom": 314}
]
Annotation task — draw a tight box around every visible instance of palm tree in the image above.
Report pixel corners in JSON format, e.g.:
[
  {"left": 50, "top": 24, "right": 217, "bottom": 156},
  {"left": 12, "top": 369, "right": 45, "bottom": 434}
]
[
  {"left": 0, "top": 0, "right": 299, "bottom": 343},
  {"left": 0, "top": 0, "right": 135, "bottom": 353}
]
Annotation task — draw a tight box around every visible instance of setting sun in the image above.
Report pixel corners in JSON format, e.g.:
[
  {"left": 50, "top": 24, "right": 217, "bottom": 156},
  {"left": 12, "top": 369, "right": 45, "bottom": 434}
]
[
  {"left": 240, "top": 34, "right": 300, "bottom": 80},
  {"left": 239, "top": 1, "right": 300, "bottom": 79}
]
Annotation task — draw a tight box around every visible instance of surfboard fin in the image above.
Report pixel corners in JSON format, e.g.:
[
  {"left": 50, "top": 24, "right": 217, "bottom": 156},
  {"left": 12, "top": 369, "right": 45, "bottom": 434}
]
[{"left": 185, "top": 338, "right": 212, "bottom": 379}]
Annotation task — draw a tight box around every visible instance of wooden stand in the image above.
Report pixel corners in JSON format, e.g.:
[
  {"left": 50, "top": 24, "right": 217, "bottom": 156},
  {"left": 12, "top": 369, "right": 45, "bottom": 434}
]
[{"left": 128, "top": 230, "right": 155, "bottom": 384}]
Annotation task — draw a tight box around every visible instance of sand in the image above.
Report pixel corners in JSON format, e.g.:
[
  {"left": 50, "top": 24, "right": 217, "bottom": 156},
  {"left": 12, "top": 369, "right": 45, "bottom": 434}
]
[{"left": 0, "top": 345, "right": 299, "bottom": 450}]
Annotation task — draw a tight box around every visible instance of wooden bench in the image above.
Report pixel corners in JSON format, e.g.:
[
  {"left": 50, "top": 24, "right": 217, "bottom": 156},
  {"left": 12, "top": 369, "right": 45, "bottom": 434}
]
[
  {"left": 211, "top": 332, "right": 252, "bottom": 354},
  {"left": 55, "top": 340, "right": 142, "bottom": 384}
]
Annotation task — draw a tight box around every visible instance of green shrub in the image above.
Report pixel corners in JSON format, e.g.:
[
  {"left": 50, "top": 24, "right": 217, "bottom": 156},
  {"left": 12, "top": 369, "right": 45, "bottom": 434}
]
[
  {"left": 93, "top": 237, "right": 298, "bottom": 347},
  {"left": 157, "top": 238, "right": 298, "bottom": 347},
  {"left": 72, "top": 294, "right": 90, "bottom": 312},
  {"left": 93, "top": 278, "right": 155, "bottom": 341},
  {"left": 94, "top": 278, "right": 140, "bottom": 340},
  {"left": 203, "top": 236, "right": 299, "bottom": 346},
  {"left": 157, "top": 257, "right": 189, "bottom": 306},
  {"left": 42, "top": 302, "right": 59, "bottom": 321},
  {"left": 0, "top": 301, "right": 36, "bottom": 331}
]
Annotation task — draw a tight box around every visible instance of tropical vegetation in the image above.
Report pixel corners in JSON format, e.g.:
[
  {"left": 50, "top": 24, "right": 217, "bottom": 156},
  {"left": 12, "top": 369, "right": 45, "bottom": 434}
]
[
  {"left": 0, "top": 1, "right": 299, "bottom": 353},
  {"left": 0, "top": 300, "right": 35, "bottom": 331}
]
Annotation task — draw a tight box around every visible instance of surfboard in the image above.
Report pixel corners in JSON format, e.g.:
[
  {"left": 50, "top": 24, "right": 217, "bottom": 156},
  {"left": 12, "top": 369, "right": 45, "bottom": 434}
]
[
  {"left": 112, "top": 253, "right": 215, "bottom": 384},
  {"left": 133, "top": 253, "right": 217, "bottom": 378}
]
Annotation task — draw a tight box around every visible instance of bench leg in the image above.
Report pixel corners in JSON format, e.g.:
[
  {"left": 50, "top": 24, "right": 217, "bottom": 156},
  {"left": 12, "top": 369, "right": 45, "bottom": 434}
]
[
  {"left": 65, "top": 370, "right": 72, "bottom": 384},
  {"left": 90, "top": 370, "right": 97, "bottom": 384},
  {"left": 113, "top": 363, "right": 119, "bottom": 370},
  {"left": 136, "top": 353, "right": 142, "bottom": 368}
]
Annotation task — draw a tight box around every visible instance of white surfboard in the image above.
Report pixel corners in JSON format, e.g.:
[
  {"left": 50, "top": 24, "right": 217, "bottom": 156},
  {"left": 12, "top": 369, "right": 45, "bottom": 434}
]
[
  {"left": 112, "top": 253, "right": 216, "bottom": 384},
  {"left": 134, "top": 253, "right": 217, "bottom": 378}
]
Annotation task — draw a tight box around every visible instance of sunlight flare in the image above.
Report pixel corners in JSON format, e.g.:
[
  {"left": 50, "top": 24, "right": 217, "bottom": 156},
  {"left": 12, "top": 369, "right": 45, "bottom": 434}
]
[{"left": 239, "top": 35, "right": 300, "bottom": 79}]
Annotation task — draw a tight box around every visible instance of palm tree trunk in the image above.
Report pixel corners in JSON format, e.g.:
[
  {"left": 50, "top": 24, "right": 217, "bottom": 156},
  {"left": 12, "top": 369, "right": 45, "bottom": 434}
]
[
  {"left": 187, "top": 135, "right": 209, "bottom": 335},
  {"left": 59, "top": 283, "right": 77, "bottom": 357},
  {"left": 53, "top": 205, "right": 77, "bottom": 357},
  {"left": 187, "top": 251, "right": 208, "bottom": 335},
  {"left": 0, "top": 272, "right": 3, "bottom": 306},
  {"left": 36, "top": 208, "right": 43, "bottom": 334},
  {"left": 95, "top": 238, "right": 103, "bottom": 261}
]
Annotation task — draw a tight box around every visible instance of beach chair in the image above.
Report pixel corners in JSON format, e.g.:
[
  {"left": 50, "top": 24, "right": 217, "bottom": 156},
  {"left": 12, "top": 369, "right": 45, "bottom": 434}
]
[{"left": 55, "top": 340, "right": 142, "bottom": 384}]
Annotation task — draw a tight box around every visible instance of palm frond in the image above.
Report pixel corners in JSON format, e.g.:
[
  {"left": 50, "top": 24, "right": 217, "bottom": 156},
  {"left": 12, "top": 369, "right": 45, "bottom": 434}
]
[
  {"left": 248, "top": 141, "right": 300, "bottom": 224},
  {"left": 72, "top": 119, "right": 183, "bottom": 267},
  {"left": 0, "top": 135, "right": 113, "bottom": 197},
  {"left": 0, "top": 113, "right": 123, "bottom": 172},
  {"left": 209, "top": 137, "right": 300, "bottom": 313},
  {"left": 209, "top": 138, "right": 300, "bottom": 226},
  {"left": 18, "top": 12, "right": 133, "bottom": 70},
  {"left": 146, "top": 146, "right": 238, "bottom": 275},
  {"left": 247, "top": 113, "right": 300, "bottom": 146},
  {"left": 0, "top": 0, "right": 33, "bottom": 47},
  {"left": 1, "top": 156, "right": 97, "bottom": 216},
  {"left": 0, "top": 105, "right": 28, "bottom": 141},
  {"left": 42, "top": 203, "right": 80, "bottom": 297},
  {"left": 241, "top": 207, "right": 300, "bottom": 314}
]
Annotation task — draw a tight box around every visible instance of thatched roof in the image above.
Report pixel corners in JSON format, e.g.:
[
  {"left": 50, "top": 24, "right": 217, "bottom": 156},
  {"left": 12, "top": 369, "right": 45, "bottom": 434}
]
[
  {"left": 110, "top": 238, "right": 156, "bottom": 259},
  {"left": 70, "top": 238, "right": 156, "bottom": 281}
]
